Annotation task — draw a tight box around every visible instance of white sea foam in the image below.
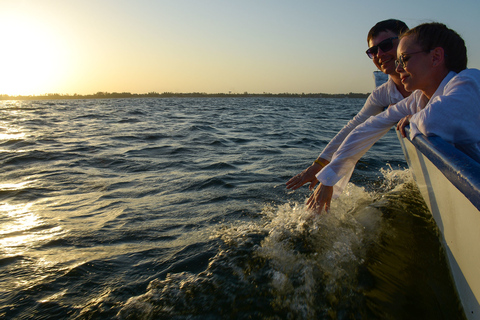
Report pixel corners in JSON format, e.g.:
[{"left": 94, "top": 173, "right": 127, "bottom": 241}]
[
  {"left": 118, "top": 168, "right": 416, "bottom": 319},
  {"left": 255, "top": 185, "right": 374, "bottom": 317}
]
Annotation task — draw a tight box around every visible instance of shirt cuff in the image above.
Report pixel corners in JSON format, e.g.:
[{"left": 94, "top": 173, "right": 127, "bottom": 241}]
[
  {"left": 315, "top": 165, "right": 342, "bottom": 187},
  {"left": 318, "top": 152, "right": 333, "bottom": 162}
]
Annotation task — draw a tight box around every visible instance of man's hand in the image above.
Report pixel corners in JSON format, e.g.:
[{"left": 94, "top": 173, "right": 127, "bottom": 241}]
[
  {"left": 306, "top": 183, "right": 333, "bottom": 214},
  {"left": 286, "top": 159, "right": 328, "bottom": 191},
  {"left": 396, "top": 115, "right": 412, "bottom": 138}
]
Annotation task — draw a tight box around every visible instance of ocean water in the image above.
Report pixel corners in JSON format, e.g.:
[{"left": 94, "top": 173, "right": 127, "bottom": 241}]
[{"left": 0, "top": 98, "right": 465, "bottom": 319}]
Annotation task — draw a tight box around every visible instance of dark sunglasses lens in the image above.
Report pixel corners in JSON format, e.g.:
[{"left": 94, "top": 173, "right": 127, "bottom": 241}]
[
  {"left": 378, "top": 39, "right": 394, "bottom": 53},
  {"left": 366, "top": 38, "right": 396, "bottom": 59},
  {"left": 366, "top": 47, "right": 377, "bottom": 59}
]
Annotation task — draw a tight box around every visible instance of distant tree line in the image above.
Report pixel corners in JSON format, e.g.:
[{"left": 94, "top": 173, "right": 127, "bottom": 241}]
[{"left": 0, "top": 91, "right": 369, "bottom": 101}]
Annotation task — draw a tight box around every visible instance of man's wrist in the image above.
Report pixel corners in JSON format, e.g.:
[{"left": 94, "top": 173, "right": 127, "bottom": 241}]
[{"left": 312, "top": 158, "right": 329, "bottom": 167}]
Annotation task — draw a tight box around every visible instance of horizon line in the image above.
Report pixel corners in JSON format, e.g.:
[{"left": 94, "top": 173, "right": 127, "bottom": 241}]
[{"left": 1, "top": 91, "right": 370, "bottom": 100}]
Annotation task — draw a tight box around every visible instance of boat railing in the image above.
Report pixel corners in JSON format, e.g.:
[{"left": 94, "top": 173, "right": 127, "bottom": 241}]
[{"left": 403, "top": 127, "right": 480, "bottom": 211}]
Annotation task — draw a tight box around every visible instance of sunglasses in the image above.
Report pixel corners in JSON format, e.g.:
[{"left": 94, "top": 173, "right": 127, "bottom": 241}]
[
  {"left": 366, "top": 37, "right": 398, "bottom": 59},
  {"left": 394, "top": 50, "right": 430, "bottom": 69}
]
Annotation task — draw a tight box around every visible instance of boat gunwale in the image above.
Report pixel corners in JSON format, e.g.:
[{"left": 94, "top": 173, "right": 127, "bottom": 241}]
[{"left": 403, "top": 128, "right": 480, "bottom": 211}]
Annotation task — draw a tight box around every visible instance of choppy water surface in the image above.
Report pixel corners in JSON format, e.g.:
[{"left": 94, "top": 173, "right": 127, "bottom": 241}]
[{"left": 0, "top": 98, "right": 465, "bottom": 319}]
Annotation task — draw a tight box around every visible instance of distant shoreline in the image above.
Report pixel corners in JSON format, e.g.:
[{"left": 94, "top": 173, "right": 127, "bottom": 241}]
[{"left": 0, "top": 91, "right": 370, "bottom": 101}]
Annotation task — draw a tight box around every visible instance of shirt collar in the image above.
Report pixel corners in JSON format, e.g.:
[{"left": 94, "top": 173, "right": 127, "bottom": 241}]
[
  {"left": 429, "top": 71, "right": 457, "bottom": 101},
  {"left": 419, "top": 71, "right": 457, "bottom": 109}
]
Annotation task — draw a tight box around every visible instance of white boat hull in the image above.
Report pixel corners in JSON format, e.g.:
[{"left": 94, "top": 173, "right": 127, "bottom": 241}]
[{"left": 397, "top": 130, "right": 480, "bottom": 319}]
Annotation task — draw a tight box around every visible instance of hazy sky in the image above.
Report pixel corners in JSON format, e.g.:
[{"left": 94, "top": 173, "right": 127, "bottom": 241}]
[{"left": 1, "top": 0, "right": 479, "bottom": 96}]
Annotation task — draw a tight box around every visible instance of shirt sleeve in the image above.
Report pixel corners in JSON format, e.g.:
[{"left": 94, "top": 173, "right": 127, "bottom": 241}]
[
  {"left": 319, "top": 80, "right": 399, "bottom": 161},
  {"left": 409, "top": 70, "right": 480, "bottom": 145},
  {"left": 316, "top": 95, "right": 416, "bottom": 196}
]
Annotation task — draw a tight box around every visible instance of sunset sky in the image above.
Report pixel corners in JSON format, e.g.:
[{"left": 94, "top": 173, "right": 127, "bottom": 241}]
[{"left": 1, "top": 0, "right": 479, "bottom": 96}]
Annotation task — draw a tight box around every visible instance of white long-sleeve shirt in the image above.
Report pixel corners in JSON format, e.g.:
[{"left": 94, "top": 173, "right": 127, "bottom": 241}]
[
  {"left": 319, "top": 76, "right": 405, "bottom": 161},
  {"left": 317, "top": 68, "right": 480, "bottom": 197}
]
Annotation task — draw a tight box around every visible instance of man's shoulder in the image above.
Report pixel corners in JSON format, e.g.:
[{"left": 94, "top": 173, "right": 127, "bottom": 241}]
[
  {"left": 456, "top": 68, "right": 480, "bottom": 79},
  {"left": 369, "top": 77, "right": 402, "bottom": 104},
  {"left": 447, "top": 69, "right": 480, "bottom": 91}
]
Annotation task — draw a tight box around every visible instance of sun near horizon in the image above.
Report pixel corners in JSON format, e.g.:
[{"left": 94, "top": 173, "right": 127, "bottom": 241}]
[
  {"left": 0, "top": 14, "right": 71, "bottom": 96},
  {"left": 1, "top": 1, "right": 479, "bottom": 98},
  {"left": 0, "top": 2, "right": 373, "bottom": 98}
]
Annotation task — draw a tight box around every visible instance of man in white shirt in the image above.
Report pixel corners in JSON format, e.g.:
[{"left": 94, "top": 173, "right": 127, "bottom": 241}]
[
  {"left": 308, "top": 22, "right": 480, "bottom": 213},
  {"left": 286, "top": 19, "right": 410, "bottom": 193}
]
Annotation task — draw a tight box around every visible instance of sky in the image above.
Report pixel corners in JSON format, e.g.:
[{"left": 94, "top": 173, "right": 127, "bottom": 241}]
[{"left": 0, "top": 0, "right": 479, "bottom": 96}]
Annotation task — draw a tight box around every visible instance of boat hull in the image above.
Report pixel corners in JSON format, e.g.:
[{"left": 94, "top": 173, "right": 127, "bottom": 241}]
[{"left": 397, "top": 130, "right": 480, "bottom": 319}]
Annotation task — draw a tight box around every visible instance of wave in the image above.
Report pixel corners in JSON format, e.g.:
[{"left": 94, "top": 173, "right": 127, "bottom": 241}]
[{"left": 116, "top": 169, "right": 459, "bottom": 319}]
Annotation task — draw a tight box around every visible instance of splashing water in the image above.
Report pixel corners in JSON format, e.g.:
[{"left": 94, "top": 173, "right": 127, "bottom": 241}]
[{"left": 118, "top": 169, "right": 461, "bottom": 320}]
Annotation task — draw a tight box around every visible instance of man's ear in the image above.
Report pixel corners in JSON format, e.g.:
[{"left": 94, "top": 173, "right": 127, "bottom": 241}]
[{"left": 431, "top": 47, "right": 445, "bottom": 67}]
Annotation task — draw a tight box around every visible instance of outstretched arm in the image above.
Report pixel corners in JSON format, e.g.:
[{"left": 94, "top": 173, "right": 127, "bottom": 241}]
[
  {"left": 309, "top": 97, "right": 417, "bottom": 210},
  {"left": 286, "top": 81, "right": 400, "bottom": 192}
]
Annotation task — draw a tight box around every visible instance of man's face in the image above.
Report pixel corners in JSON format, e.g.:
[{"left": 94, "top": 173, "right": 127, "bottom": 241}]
[
  {"left": 368, "top": 30, "right": 399, "bottom": 75},
  {"left": 395, "top": 35, "right": 432, "bottom": 95}
]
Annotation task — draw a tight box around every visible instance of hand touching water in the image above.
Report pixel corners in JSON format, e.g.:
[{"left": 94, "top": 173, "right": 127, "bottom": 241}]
[{"left": 306, "top": 183, "right": 333, "bottom": 214}]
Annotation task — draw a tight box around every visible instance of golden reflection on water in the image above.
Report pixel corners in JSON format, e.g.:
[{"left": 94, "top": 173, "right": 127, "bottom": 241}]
[
  {"left": 0, "top": 132, "right": 25, "bottom": 140},
  {"left": 0, "top": 181, "right": 32, "bottom": 191},
  {"left": 0, "top": 201, "right": 63, "bottom": 255},
  {"left": 0, "top": 118, "right": 26, "bottom": 141}
]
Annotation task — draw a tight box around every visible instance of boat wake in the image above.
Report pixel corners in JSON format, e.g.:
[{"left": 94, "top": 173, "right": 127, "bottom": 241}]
[{"left": 115, "top": 169, "right": 466, "bottom": 320}]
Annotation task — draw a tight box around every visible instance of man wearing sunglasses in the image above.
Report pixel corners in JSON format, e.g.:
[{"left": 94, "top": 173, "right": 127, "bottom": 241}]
[
  {"left": 287, "top": 19, "right": 410, "bottom": 194},
  {"left": 307, "top": 22, "right": 480, "bottom": 214}
]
